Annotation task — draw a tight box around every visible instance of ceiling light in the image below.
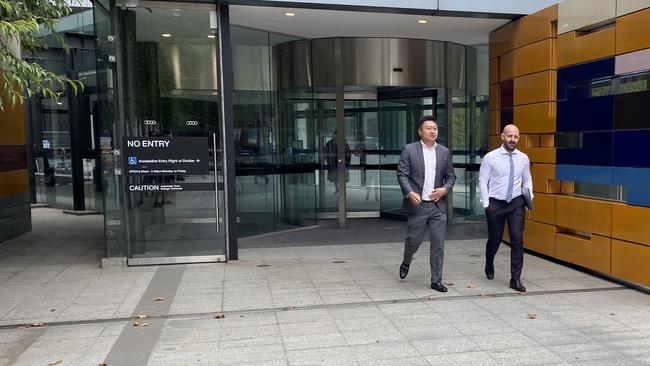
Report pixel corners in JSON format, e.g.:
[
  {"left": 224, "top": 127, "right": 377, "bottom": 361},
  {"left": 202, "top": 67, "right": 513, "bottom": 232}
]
[
  {"left": 562, "top": 24, "right": 569, "bottom": 27},
  {"left": 285, "top": 12, "right": 296, "bottom": 17},
  {"left": 418, "top": 19, "right": 428, "bottom": 24},
  {"left": 207, "top": 34, "right": 216, "bottom": 39},
  {"left": 56, "top": 101, "right": 63, "bottom": 105},
  {"left": 124, "top": 0, "right": 138, "bottom": 8},
  {"left": 161, "top": 33, "right": 172, "bottom": 37}
]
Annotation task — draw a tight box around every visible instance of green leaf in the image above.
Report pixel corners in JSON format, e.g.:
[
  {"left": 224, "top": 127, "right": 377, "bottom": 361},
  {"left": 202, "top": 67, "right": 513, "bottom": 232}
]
[{"left": 1, "top": 0, "right": 84, "bottom": 111}]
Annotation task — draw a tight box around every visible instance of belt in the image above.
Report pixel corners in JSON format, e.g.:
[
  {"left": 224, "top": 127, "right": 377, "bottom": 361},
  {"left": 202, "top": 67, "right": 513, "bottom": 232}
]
[{"left": 489, "top": 195, "right": 522, "bottom": 203}]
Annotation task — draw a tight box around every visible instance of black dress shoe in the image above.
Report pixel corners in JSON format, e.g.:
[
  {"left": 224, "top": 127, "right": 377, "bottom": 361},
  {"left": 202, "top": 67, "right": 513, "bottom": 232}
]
[
  {"left": 399, "top": 262, "right": 410, "bottom": 279},
  {"left": 485, "top": 265, "right": 494, "bottom": 280},
  {"left": 431, "top": 281, "right": 448, "bottom": 292},
  {"left": 509, "top": 278, "right": 527, "bottom": 292}
]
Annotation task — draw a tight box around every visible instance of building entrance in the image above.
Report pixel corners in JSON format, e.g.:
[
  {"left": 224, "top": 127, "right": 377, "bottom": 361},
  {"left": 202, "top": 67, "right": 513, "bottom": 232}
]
[
  {"left": 90, "top": 5, "right": 489, "bottom": 261},
  {"left": 311, "top": 88, "right": 440, "bottom": 220},
  {"left": 270, "top": 36, "right": 486, "bottom": 229},
  {"left": 229, "top": 31, "right": 487, "bottom": 238}
]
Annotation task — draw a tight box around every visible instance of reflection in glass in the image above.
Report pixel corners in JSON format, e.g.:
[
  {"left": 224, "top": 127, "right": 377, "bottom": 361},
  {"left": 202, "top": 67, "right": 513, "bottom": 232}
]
[
  {"left": 31, "top": 70, "right": 102, "bottom": 211},
  {"left": 344, "top": 101, "right": 379, "bottom": 214},
  {"left": 231, "top": 26, "right": 317, "bottom": 237},
  {"left": 555, "top": 132, "right": 583, "bottom": 149},
  {"left": 573, "top": 182, "right": 625, "bottom": 202},
  {"left": 620, "top": 72, "right": 650, "bottom": 94}
]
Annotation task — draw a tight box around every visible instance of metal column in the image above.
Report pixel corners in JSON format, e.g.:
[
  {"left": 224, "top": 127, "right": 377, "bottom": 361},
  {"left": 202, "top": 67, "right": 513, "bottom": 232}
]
[
  {"left": 334, "top": 37, "right": 347, "bottom": 229},
  {"left": 444, "top": 42, "right": 454, "bottom": 225},
  {"left": 217, "top": 3, "right": 238, "bottom": 260}
]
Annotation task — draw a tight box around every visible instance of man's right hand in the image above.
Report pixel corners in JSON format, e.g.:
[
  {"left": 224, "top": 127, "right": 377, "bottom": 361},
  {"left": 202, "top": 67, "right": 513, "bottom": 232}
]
[{"left": 408, "top": 192, "right": 422, "bottom": 205}]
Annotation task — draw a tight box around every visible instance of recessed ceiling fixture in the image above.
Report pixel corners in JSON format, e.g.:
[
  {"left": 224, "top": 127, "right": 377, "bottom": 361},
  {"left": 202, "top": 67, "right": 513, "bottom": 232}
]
[
  {"left": 562, "top": 24, "right": 569, "bottom": 27},
  {"left": 418, "top": 19, "right": 428, "bottom": 24},
  {"left": 207, "top": 34, "right": 216, "bottom": 39},
  {"left": 161, "top": 33, "right": 172, "bottom": 37},
  {"left": 285, "top": 12, "right": 296, "bottom": 17}
]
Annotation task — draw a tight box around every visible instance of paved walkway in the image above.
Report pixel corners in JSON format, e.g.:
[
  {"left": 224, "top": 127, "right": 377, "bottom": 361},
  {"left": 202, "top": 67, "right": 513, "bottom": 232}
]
[
  {"left": 238, "top": 218, "right": 487, "bottom": 248},
  {"left": 0, "top": 208, "right": 649, "bottom": 365}
]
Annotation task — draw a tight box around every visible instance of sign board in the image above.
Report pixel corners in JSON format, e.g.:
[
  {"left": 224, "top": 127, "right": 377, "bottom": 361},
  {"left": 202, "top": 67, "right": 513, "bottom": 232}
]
[
  {"left": 126, "top": 183, "right": 217, "bottom": 192},
  {"left": 123, "top": 137, "right": 209, "bottom": 176}
]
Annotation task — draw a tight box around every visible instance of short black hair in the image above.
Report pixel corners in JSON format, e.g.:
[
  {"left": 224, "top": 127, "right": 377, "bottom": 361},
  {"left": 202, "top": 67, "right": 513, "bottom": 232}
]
[{"left": 418, "top": 115, "right": 437, "bottom": 128}]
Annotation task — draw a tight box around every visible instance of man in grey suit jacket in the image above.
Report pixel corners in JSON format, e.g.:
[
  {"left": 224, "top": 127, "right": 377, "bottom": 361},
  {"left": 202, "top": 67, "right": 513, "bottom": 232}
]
[{"left": 397, "top": 115, "right": 456, "bottom": 292}]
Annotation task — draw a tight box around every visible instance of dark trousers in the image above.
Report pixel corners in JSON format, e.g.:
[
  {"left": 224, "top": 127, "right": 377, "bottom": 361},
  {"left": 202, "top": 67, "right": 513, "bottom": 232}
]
[
  {"left": 485, "top": 196, "right": 525, "bottom": 280},
  {"left": 403, "top": 201, "right": 447, "bottom": 283}
]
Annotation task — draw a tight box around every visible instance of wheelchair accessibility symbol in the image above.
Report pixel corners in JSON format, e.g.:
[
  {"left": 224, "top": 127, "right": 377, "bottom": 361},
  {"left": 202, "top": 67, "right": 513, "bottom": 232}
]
[{"left": 128, "top": 156, "right": 138, "bottom": 165}]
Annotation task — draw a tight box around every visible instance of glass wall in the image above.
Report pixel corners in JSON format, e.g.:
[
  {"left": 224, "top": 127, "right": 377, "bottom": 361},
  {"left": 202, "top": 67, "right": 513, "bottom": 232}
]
[
  {"left": 27, "top": 9, "right": 102, "bottom": 211},
  {"left": 266, "top": 38, "right": 486, "bottom": 227},
  {"left": 230, "top": 26, "right": 317, "bottom": 237},
  {"left": 278, "top": 93, "right": 318, "bottom": 227},
  {"left": 450, "top": 44, "right": 489, "bottom": 223},
  {"left": 93, "top": 0, "right": 124, "bottom": 257},
  {"left": 33, "top": 92, "right": 71, "bottom": 208},
  {"left": 95, "top": 1, "right": 227, "bottom": 262},
  {"left": 92, "top": 2, "right": 491, "bottom": 258}
]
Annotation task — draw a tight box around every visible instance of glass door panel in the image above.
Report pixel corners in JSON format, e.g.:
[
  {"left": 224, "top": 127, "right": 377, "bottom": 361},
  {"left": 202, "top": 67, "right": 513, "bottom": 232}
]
[
  {"left": 314, "top": 90, "right": 441, "bottom": 220},
  {"left": 377, "top": 89, "right": 440, "bottom": 219},
  {"left": 34, "top": 94, "right": 73, "bottom": 209},
  {"left": 117, "top": 2, "right": 226, "bottom": 264},
  {"left": 316, "top": 99, "right": 338, "bottom": 217},
  {"left": 345, "top": 100, "right": 380, "bottom": 215}
]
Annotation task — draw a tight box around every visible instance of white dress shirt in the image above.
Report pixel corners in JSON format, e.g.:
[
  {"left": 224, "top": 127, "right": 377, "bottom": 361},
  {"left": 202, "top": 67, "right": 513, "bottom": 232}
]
[
  {"left": 421, "top": 141, "right": 437, "bottom": 201},
  {"left": 478, "top": 146, "right": 533, "bottom": 208}
]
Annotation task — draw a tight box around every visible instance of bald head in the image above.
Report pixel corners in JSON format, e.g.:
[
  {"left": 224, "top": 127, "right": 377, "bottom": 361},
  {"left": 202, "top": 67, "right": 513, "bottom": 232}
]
[
  {"left": 503, "top": 124, "right": 519, "bottom": 135},
  {"left": 501, "top": 124, "right": 520, "bottom": 152}
]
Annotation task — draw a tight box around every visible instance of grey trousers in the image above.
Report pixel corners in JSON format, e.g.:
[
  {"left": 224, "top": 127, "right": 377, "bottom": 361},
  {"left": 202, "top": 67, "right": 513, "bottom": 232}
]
[{"left": 403, "top": 201, "right": 447, "bottom": 283}]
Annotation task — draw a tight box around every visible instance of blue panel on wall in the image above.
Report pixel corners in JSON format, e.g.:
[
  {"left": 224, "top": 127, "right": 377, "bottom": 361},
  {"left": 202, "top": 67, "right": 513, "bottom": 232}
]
[
  {"left": 613, "top": 167, "right": 650, "bottom": 207},
  {"left": 557, "top": 131, "right": 613, "bottom": 166},
  {"left": 557, "top": 95, "right": 614, "bottom": 132},
  {"left": 557, "top": 57, "right": 615, "bottom": 100},
  {"left": 613, "top": 130, "right": 650, "bottom": 168},
  {"left": 556, "top": 164, "right": 613, "bottom": 185}
]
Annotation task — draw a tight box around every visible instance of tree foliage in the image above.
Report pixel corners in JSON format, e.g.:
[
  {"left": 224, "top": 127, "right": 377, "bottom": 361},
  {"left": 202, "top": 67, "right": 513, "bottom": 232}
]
[{"left": 0, "top": 0, "right": 84, "bottom": 111}]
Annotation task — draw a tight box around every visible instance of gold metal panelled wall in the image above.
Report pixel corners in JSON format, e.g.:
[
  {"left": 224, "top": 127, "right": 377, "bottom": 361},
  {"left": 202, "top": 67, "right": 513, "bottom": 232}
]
[{"left": 489, "top": 1, "right": 650, "bottom": 288}]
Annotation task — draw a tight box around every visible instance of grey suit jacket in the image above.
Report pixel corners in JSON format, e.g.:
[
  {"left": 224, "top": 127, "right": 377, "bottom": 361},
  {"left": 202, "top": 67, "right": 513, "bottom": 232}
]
[{"left": 396, "top": 141, "right": 457, "bottom": 214}]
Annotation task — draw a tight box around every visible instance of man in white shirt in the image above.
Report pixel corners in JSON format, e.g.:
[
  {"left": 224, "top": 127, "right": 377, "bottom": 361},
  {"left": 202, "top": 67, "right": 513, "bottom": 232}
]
[
  {"left": 397, "top": 116, "right": 456, "bottom": 292},
  {"left": 478, "top": 124, "right": 533, "bottom": 292}
]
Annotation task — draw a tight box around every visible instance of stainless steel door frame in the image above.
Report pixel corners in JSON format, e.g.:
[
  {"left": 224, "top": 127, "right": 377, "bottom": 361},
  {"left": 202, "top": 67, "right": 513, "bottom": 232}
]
[{"left": 128, "top": 255, "right": 226, "bottom": 266}]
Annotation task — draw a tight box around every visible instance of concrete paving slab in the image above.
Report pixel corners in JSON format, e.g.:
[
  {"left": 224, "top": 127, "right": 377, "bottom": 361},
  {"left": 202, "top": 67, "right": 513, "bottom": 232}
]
[{"left": 2, "top": 209, "right": 650, "bottom": 366}]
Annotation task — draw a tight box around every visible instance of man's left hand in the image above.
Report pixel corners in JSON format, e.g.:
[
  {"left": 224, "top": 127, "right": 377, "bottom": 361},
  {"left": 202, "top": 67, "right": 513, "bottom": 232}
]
[{"left": 429, "top": 188, "right": 448, "bottom": 202}]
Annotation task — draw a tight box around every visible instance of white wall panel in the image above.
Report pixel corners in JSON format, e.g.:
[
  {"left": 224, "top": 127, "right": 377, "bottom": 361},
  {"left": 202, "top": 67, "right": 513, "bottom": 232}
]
[
  {"left": 617, "top": 0, "right": 650, "bottom": 16},
  {"left": 558, "top": 0, "right": 616, "bottom": 34}
]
